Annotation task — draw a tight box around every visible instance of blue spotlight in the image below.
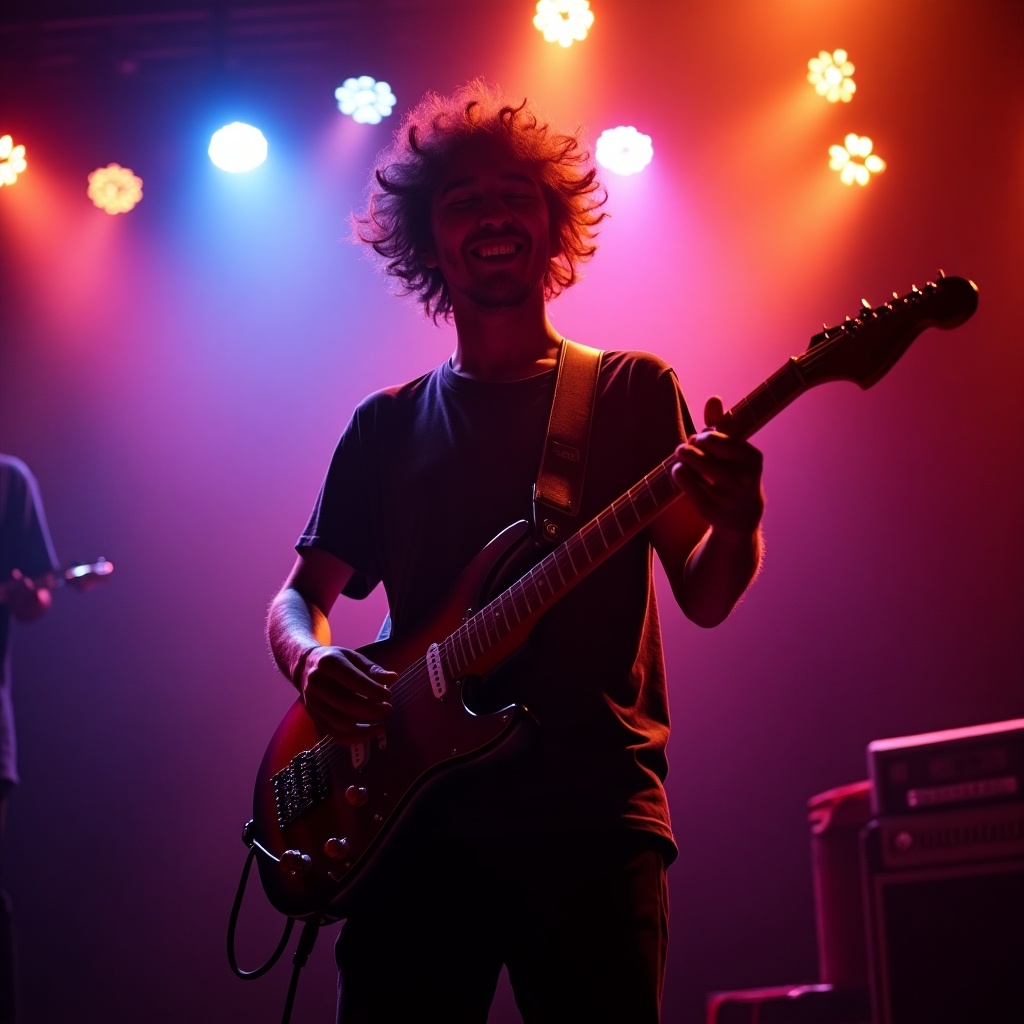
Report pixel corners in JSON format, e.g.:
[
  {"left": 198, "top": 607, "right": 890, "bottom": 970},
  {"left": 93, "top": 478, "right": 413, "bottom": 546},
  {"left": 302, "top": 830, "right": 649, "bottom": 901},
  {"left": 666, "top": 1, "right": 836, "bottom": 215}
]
[{"left": 209, "top": 122, "right": 268, "bottom": 173}]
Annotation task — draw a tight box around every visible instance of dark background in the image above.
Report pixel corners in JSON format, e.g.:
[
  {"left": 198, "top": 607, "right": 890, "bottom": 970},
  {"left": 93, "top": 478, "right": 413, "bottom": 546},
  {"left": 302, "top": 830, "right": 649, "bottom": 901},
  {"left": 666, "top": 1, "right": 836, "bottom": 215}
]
[{"left": 1, "top": 1, "right": 1021, "bottom": 1021}]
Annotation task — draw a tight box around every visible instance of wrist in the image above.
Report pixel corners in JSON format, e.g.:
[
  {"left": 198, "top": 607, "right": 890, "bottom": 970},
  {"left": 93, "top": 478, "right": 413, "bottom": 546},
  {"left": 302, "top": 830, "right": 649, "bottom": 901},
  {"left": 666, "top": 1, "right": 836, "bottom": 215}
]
[{"left": 291, "top": 644, "right": 320, "bottom": 691}]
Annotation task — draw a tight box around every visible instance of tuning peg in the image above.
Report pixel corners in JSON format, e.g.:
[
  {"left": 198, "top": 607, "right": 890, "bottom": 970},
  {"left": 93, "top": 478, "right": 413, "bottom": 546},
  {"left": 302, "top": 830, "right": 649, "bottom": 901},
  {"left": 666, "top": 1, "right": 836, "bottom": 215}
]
[
  {"left": 861, "top": 298, "right": 872, "bottom": 308},
  {"left": 937, "top": 268, "right": 946, "bottom": 278},
  {"left": 892, "top": 292, "right": 900, "bottom": 299},
  {"left": 911, "top": 284, "right": 920, "bottom": 293}
]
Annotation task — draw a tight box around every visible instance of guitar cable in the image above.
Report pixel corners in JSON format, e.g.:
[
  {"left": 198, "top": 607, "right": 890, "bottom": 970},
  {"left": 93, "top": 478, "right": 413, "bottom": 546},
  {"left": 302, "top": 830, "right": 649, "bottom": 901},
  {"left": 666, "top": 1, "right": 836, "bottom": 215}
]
[{"left": 226, "top": 842, "right": 322, "bottom": 1024}]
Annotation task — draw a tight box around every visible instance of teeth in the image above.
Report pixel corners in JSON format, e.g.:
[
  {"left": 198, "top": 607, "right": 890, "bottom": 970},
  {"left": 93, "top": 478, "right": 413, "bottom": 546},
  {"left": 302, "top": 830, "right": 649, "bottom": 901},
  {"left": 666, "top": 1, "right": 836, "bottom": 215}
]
[{"left": 476, "top": 243, "right": 516, "bottom": 257}]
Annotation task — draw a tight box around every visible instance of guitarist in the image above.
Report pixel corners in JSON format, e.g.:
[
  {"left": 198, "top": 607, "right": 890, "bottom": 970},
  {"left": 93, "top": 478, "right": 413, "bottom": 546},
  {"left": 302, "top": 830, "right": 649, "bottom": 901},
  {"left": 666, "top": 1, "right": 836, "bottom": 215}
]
[
  {"left": 267, "top": 81, "right": 765, "bottom": 1024},
  {"left": 0, "top": 454, "right": 58, "bottom": 1024}
]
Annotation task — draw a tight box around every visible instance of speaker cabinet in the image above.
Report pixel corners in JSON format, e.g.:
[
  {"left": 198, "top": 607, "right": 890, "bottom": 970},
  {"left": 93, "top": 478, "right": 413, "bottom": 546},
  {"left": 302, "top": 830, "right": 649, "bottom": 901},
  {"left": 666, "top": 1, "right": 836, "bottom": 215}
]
[{"left": 862, "top": 803, "right": 1024, "bottom": 1023}]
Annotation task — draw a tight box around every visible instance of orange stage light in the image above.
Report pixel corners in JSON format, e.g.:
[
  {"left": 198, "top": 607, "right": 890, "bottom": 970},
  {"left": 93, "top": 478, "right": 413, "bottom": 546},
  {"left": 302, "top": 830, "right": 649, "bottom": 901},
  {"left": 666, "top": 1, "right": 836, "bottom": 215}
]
[
  {"left": 807, "top": 49, "right": 856, "bottom": 104},
  {"left": 0, "top": 134, "right": 28, "bottom": 187},
  {"left": 828, "top": 133, "right": 885, "bottom": 186},
  {"left": 533, "top": 0, "right": 594, "bottom": 48},
  {"left": 87, "top": 163, "right": 144, "bottom": 214}
]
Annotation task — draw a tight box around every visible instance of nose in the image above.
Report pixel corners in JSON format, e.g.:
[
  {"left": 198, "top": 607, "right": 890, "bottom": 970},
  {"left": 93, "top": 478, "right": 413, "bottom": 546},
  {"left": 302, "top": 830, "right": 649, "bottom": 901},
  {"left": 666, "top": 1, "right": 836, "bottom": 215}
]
[{"left": 478, "top": 193, "right": 513, "bottom": 229}]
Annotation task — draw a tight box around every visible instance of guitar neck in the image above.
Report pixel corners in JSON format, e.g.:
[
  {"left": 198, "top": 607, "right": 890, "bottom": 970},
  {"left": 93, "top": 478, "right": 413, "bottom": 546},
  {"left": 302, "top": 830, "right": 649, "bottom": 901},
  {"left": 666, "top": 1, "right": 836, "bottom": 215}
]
[
  {"left": 0, "top": 560, "right": 113, "bottom": 603},
  {"left": 438, "top": 275, "right": 979, "bottom": 682},
  {"left": 722, "top": 357, "right": 808, "bottom": 440}
]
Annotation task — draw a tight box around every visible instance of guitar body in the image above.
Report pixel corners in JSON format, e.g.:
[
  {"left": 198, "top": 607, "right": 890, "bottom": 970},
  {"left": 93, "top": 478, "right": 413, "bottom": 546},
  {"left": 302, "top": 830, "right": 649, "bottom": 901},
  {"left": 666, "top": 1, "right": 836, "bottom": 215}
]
[{"left": 251, "top": 520, "right": 537, "bottom": 921}]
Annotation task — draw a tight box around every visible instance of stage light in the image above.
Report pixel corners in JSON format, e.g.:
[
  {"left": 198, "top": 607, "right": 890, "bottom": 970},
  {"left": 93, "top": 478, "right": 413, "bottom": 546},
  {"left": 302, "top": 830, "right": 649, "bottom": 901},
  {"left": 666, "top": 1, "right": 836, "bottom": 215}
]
[
  {"left": 335, "top": 76, "right": 397, "bottom": 125},
  {"left": 807, "top": 49, "right": 856, "bottom": 103},
  {"left": 533, "top": 0, "right": 594, "bottom": 48},
  {"left": 87, "top": 163, "right": 143, "bottom": 214},
  {"left": 208, "top": 122, "right": 268, "bottom": 173},
  {"left": 829, "top": 133, "right": 885, "bottom": 186},
  {"left": 595, "top": 126, "right": 653, "bottom": 176},
  {"left": 0, "top": 134, "right": 27, "bottom": 187}
]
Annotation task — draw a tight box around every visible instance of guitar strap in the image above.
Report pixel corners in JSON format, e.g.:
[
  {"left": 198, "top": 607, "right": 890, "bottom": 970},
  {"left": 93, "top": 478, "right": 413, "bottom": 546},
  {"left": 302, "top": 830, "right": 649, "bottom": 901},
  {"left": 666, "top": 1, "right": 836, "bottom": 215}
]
[{"left": 532, "top": 338, "right": 604, "bottom": 545}]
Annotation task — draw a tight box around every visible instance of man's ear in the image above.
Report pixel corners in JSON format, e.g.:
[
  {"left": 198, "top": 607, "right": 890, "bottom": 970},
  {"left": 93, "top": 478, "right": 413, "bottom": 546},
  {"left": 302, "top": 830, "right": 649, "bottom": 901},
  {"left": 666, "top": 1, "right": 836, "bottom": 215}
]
[
  {"left": 422, "top": 249, "right": 438, "bottom": 269},
  {"left": 548, "top": 220, "right": 562, "bottom": 259}
]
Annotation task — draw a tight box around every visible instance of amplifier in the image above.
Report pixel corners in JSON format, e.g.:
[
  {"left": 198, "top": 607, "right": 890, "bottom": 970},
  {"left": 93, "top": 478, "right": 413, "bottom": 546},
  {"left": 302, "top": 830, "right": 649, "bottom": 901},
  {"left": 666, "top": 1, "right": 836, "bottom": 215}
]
[
  {"left": 868, "top": 718, "right": 1024, "bottom": 818},
  {"left": 862, "top": 807, "right": 1024, "bottom": 1024}
]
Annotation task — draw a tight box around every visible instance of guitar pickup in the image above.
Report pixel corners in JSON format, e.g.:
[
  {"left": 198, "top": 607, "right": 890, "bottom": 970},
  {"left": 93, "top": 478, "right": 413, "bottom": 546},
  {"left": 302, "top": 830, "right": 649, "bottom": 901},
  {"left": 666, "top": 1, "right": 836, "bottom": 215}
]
[{"left": 272, "top": 747, "right": 332, "bottom": 828}]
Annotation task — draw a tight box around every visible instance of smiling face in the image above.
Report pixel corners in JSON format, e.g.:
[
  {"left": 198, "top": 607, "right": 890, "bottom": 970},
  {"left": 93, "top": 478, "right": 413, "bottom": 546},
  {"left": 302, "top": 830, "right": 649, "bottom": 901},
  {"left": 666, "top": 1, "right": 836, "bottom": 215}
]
[{"left": 425, "top": 135, "right": 559, "bottom": 314}]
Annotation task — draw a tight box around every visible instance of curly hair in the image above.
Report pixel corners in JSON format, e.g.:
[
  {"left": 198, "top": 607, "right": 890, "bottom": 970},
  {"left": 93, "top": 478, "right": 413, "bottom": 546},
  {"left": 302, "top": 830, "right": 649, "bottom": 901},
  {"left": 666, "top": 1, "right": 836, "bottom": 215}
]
[{"left": 353, "top": 80, "right": 608, "bottom": 322}]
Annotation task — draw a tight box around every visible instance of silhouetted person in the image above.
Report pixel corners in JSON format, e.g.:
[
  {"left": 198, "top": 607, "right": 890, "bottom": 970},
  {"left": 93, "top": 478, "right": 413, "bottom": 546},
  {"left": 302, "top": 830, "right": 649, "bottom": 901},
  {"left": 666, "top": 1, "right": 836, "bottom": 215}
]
[{"left": 0, "top": 455, "right": 57, "bottom": 1024}]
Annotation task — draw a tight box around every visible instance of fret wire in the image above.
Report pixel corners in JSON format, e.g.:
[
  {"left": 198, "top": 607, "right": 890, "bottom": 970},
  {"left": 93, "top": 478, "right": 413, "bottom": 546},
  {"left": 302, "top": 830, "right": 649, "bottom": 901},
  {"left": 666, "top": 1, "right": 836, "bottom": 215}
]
[
  {"left": 464, "top": 623, "right": 479, "bottom": 663},
  {"left": 610, "top": 494, "right": 635, "bottom": 532},
  {"left": 456, "top": 622, "right": 470, "bottom": 666},
  {"left": 495, "top": 592, "right": 513, "bottom": 630},
  {"left": 582, "top": 528, "right": 598, "bottom": 562},
  {"left": 549, "top": 549, "right": 568, "bottom": 587},
  {"left": 515, "top": 578, "right": 535, "bottom": 615}
]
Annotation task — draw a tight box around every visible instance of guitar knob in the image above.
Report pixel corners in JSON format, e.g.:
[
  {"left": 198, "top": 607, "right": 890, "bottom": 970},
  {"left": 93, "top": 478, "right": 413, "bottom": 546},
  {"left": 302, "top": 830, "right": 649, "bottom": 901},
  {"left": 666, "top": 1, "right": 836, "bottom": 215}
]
[
  {"left": 345, "top": 785, "right": 369, "bottom": 807},
  {"left": 324, "top": 837, "right": 349, "bottom": 860},
  {"left": 279, "top": 849, "right": 312, "bottom": 876}
]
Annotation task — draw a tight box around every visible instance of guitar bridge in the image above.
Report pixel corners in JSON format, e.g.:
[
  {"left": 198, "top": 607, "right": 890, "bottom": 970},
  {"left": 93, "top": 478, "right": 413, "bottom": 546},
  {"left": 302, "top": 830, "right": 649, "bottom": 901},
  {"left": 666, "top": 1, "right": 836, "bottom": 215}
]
[{"left": 272, "top": 746, "right": 332, "bottom": 828}]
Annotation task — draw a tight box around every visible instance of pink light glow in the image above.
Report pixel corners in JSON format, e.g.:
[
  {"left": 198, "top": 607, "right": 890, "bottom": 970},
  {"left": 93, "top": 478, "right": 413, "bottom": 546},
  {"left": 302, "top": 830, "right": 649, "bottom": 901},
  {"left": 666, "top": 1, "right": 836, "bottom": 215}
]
[{"left": 0, "top": 4, "right": 1020, "bottom": 1023}]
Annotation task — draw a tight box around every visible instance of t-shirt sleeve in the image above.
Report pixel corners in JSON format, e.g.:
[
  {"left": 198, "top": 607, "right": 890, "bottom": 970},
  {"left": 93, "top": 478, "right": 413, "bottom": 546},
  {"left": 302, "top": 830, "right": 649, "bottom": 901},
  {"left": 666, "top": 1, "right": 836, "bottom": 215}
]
[
  {"left": 1, "top": 457, "right": 59, "bottom": 578},
  {"left": 623, "top": 352, "right": 696, "bottom": 476},
  {"left": 296, "top": 397, "right": 385, "bottom": 600}
]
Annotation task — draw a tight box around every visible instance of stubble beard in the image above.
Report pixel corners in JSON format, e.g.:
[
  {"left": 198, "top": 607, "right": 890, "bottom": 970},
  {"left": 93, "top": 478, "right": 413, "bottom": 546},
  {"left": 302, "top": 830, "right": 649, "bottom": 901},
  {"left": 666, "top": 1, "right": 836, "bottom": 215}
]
[{"left": 465, "top": 277, "right": 537, "bottom": 311}]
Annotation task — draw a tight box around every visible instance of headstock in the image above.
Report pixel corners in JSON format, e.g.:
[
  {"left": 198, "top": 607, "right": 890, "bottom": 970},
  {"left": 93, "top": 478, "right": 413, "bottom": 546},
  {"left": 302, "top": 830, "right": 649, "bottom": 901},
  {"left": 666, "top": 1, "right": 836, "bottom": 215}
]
[
  {"left": 799, "top": 273, "right": 978, "bottom": 390},
  {"left": 62, "top": 557, "right": 114, "bottom": 591}
]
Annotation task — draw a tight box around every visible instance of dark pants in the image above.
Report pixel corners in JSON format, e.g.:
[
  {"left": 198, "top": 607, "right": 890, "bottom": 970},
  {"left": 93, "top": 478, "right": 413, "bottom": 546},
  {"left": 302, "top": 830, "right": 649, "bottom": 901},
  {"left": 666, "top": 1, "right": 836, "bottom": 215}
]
[
  {"left": 0, "top": 783, "right": 16, "bottom": 1024},
  {"left": 335, "top": 829, "right": 669, "bottom": 1024}
]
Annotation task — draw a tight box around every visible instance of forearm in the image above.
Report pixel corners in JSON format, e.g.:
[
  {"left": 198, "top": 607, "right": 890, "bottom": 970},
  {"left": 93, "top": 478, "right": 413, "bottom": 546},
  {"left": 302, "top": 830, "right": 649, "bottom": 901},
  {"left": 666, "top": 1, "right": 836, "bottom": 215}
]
[
  {"left": 679, "top": 524, "right": 763, "bottom": 628},
  {"left": 266, "top": 571, "right": 395, "bottom": 741},
  {"left": 267, "top": 587, "right": 332, "bottom": 690}
]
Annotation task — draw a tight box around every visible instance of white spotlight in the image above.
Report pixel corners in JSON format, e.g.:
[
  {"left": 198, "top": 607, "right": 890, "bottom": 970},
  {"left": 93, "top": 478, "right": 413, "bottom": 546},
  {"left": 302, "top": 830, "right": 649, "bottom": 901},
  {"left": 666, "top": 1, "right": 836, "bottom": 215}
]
[
  {"left": 208, "top": 122, "right": 268, "bottom": 173},
  {"left": 595, "top": 126, "right": 653, "bottom": 176}
]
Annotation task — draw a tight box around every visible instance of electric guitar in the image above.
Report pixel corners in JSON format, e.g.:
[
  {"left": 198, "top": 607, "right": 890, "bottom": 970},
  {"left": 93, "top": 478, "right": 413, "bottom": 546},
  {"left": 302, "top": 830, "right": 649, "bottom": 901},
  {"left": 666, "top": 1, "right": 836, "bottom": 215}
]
[
  {"left": 248, "top": 273, "right": 978, "bottom": 921},
  {"left": 0, "top": 557, "right": 114, "bottom": 604}
]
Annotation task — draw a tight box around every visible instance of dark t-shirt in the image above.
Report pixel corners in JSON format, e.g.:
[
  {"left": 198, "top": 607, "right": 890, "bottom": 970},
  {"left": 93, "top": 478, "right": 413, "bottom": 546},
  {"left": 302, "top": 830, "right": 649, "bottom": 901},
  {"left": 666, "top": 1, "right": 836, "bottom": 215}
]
[{"left": 299, "top": 350, "right": 695, "bottom": 855}]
